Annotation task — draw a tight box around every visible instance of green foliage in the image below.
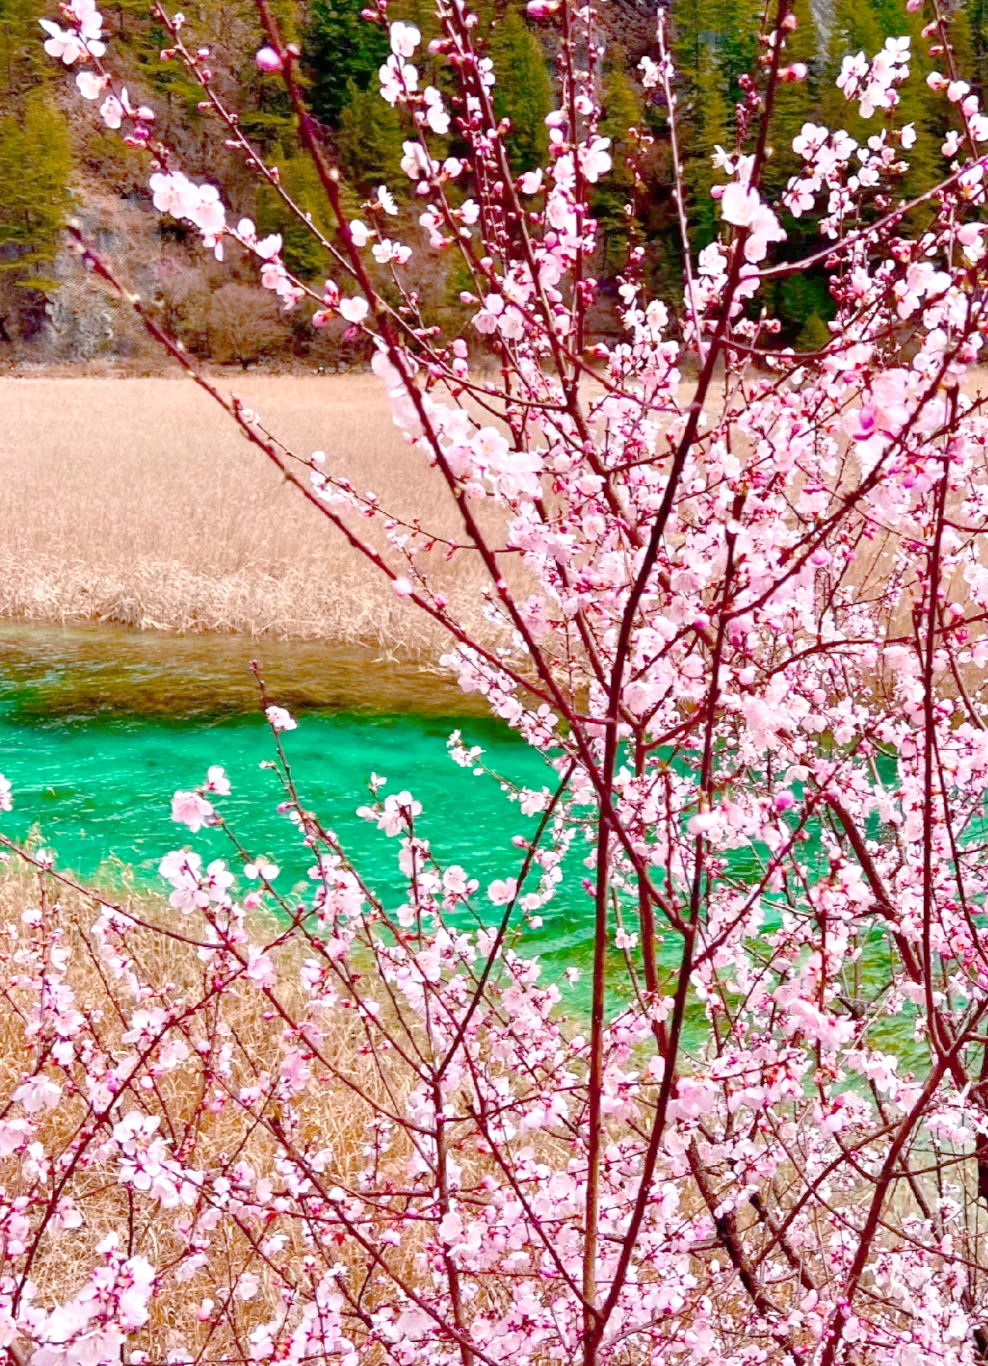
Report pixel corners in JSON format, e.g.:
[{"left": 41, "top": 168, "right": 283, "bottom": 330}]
[
  {"left": 0, "top": 90, "right": 74, "bottom": 276},
  {"left": 673, "top": 0, "right": 761, "bottom": 246},
  {"left": 255, "top": 155, "right": 337, "bottom": 278},
  {"left": 960, "top": 0, "right": 988, "bottom": 96},
  {"left": 796, "top": 312, "right": 832, "bottom": 352},
  {"left": 0, "top": 0, "right": 74, "bottom": 335},
  {"left": 0, "top": 0, "right": 50, "bottom": 97},
  {"left": 765, "top": 0, "right": 818, "bottom": 195},
  {"left": 595, "top": 59, "right": 644, "bottom": 271},
  {"left": 304, "top": 0, "right": 389, "bottom": 125},
  {"left": 678, "top": 40, "right": 729, "bottom": 247},
  {"left": 336, "top": 80, "right": 404, "bottom": 193},
  {"left": 777, "top": 270, "right": 834, "bottom": 331},
  {"left": 488, "top": 9, "right": 551, "bottom": 173}
]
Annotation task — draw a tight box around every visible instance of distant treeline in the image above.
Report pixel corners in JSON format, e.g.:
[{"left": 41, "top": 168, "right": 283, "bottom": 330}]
[{"left": 0, "top": 0, "right": 984, "bottom": 357}]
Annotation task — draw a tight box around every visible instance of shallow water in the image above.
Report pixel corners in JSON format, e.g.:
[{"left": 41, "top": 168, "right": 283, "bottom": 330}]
[{"left": 0, "top": 623, "right": 601, "bottom": 989}]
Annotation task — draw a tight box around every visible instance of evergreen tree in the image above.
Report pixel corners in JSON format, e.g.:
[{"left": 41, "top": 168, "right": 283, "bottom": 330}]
[
  {"left": 961, "top": 0, "right": 988, "bottom": 96},
  {"left": 680, "top": 40, "right": 730, "bottom": 248},
  {"left": 0, "top": 0, "right": 74, "bottom": 336},
  {"left": 255, "top": 153, "right": 338, "bottom": 277},
  {"left": 0, "top": 0, "right": 49, "bottom": 97},
  {"left": 0, "top": 90, "right": 74, "bottom": 296},
  {"left": 594, "top": 57, "right": 644, "bottom": 271},
  {"left": 765, "top": 0, "right": 818, "bottom": 195},
  {"left": 488, "top": 9, "right": 552, "bottom": 173},
  {"left": 672, "top": 0, "right": 761, "bottom": 247},
  {"left": 304, "top": 0, "right": 389, "bottom": 126},
  {"left": 336, "top": 80, "right": 405, "bottom": 193}
]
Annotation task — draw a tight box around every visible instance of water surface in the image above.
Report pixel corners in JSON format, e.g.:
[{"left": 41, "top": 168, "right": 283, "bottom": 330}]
[{"left": 0, "top": 624, "right": 597, "bottom": 987}]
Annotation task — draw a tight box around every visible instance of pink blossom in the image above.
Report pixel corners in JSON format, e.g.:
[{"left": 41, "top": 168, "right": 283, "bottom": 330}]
[
  {"left": 720, "top": 182, "right": 761, "bottom": 227},
  {"left": 389, "top": 20, "right": 420, "bottom": 57},
  {"left": 254, "top": 45, "right": 282, "bottom": 72},
  {"left": 487, "top": 877, "right": 517, "bottom": 905},
  {"left": 339, "top": 297, "right": 369, "bottom": 324},
  {"left": 171, "top": 790, "right": 214, "bottom": 832},
  {"left": 13, "top": 1075, "right": 62, "bottom": 1112},
  {"left": 75, "top": 70, "right": 105, "bottom": 98},
  {"left": 204, "top": 765, "right": 230, "bottom": 795}
]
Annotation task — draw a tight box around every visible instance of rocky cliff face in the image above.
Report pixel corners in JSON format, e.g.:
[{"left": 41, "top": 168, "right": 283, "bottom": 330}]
[{"left": 35, "top": 202, "right": 159, "bottom": 365}]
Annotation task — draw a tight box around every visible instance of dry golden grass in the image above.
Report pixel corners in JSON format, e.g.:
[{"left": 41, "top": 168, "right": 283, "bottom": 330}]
[
  {"left": 0, "top": 864, "right": 426, "bottom": 1358},
  {"left": 5, "top": 366, "right": 983, "bottom": 660},
  {"left": 0, "top": 374, "right": 505, "bottom": 655}
]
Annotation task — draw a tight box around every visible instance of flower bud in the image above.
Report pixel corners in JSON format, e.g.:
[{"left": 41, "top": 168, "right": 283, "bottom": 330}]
[{"left": 255, "top": 46, "right": 283, "bottom": 73}]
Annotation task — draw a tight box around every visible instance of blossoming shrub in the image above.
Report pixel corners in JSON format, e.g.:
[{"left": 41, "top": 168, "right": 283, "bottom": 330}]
[{"left": 8, "top": 0, "right": 988, "bottom": 1362}]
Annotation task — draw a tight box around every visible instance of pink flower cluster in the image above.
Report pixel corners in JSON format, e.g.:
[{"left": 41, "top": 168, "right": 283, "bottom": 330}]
[{"left": 23, "top": 0, "right": 988, "bottom": 1362}]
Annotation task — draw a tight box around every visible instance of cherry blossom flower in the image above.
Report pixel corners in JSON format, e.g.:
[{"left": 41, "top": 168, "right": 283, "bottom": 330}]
[
  {"left": 255, "top": 45, "right": 282, "bottom": 73},
  {"left": 13, "top": 1076, "right": 62, "bottom": 1112},
  {"left": 339, "top": 297, "right": 369, "bottom": 323},
  {"left": 171, "top": 790, "right": 214, "bottom": 832},
  {"left": 75, "top": 70, "right": 105, "bottom": 98},
  {"left": 389, "top": 21, "right": 420, "bottom": 57},
  {"left": 376, "top": 185, "right": 398, "bottom": 215},
  {"left": 578, "top": 136, "right": 612, "bottom": 183},
  {"left": 204, "top": 765, "right": 230, "bottom": 795},
  {"left": 379, "top": 54, "right": 417, "bottom": 105}
]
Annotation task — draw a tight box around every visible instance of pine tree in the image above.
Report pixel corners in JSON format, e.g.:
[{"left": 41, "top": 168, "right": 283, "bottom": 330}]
[
  {"left": 0, "top": 90, "right": 74, "bottom": 293},
  {"left": 594, "top": 57, "right": 644, "bottom": 272},
  {"left": 255, "top": 154, "right": 337, "bottom": 277},
  {"left": 487, "top": 9, "right": 552, "bottom": 173},
  {"left": 0, "top": 0, "right": 76, "bottom": 340},
  {"left": 681, "top": 42, "right": 730, "bottom": 248},
  {"left": 336, "top": 80, "right": 405, "bottom": 194},
  {"left": 765, "top": 0, "right": 818, "bottom": 196},
  {"left": 0, "top": 0, "right": 49, "bottom": 98},
  {"left": 304, "top": 0, "right": 389, "bottom": 126},
  {"left": 672, "top": 0, "right": 761, "bottom": 247},
  {"left": 960, "top": 0, "right": 988, "bottom": 96}
]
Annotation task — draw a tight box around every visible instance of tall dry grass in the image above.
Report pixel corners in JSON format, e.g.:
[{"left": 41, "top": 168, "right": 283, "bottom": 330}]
[
  {"left": 5, "top": 369, "right": 981, "bottom": 659},
  {"left": 0, "top": 375, "right": 507, "bottom": 654},
  {"left": 0, "top": 864, "right": 423, "bottom": 1360}
]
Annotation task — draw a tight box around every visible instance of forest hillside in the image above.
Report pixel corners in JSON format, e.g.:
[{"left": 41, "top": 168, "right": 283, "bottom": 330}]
[{"left": 0, "top": 0, "right": 983, "bottom": 368}]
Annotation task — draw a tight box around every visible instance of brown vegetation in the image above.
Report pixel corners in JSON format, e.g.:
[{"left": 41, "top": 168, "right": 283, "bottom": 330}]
[
  {"left": 0, "top": 865, "right": 417, "bottom": 1360},
  {"left": 207, "top": 284, "right": 288, "bottom": 369},
  {"left": 0, "top": 374, "right": 510, "bottom": 653}
]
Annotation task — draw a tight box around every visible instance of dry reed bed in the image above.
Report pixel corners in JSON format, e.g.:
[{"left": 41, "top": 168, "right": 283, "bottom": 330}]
[
  {"left": 0, "top": 865, "right": 608, "bottom": 1361},
  {"left": 0, "top": 374, "right": 509, "bottom": 654},
  {"left": 4, "top": 369, "right": 984, "bottom": 658},
  {"left": 0, "top": 866, "right": 426, "bottom": 1358}
]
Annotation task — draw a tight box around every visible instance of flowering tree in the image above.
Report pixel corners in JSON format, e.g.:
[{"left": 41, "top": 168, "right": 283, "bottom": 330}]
[{"left": 5, "top": 0, "right": 988, "bottom": 1362}]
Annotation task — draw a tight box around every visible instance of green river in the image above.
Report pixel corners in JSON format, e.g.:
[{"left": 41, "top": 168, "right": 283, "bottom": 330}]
[
  {"left": 0, "top": 624, "right": 599, "bottom": 990},
  {"left": 0, "top": 624, "right": 916, "bottom": 1055}
]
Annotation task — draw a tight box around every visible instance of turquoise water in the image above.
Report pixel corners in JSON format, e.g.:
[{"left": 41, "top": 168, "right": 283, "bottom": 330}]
[{"left": 0, "top": 624, "right": 598, "bottom": 987}]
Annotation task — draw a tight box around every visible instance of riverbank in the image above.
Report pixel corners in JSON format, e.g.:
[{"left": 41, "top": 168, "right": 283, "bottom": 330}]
[
  {"left": 0, "top": 622, "right": 595, "bottom": 979},
  {"left": 0, "top": 374, "right": 508, "bottom": 654}
]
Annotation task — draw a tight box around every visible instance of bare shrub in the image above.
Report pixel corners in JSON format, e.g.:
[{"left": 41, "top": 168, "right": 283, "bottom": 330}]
[
  {"left": 207, "top": 282, "right": 285, "bottom": 367},
  {"left": 156, "top": 259, "right": 211, "bottom": 354}
]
